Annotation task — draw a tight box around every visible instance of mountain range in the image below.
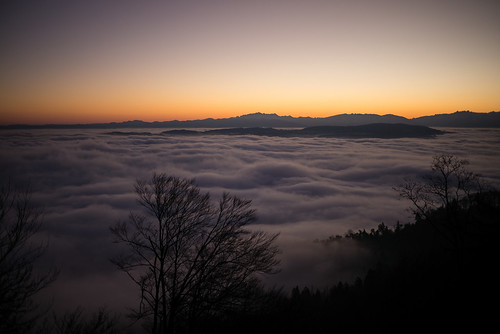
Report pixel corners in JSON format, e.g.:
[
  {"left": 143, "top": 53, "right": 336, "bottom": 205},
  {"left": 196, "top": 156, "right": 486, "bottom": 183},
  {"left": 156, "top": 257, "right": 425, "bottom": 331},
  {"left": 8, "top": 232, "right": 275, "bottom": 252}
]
[{"left": 2, "top": 111, "right": 499, "bottom": 129}]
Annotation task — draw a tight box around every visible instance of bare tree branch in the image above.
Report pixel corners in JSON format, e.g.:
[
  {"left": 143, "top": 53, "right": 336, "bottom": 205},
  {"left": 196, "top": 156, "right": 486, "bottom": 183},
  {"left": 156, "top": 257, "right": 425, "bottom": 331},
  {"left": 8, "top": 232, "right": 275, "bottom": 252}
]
[
  {"left": 394, "top": 154, "right": 489, "bottom": 272},
  {"left": 0, "top": 181, "right": 58, "bottom": 333},
  {"left": 110, "top": 173, "right": 280, "bottom": 334}
]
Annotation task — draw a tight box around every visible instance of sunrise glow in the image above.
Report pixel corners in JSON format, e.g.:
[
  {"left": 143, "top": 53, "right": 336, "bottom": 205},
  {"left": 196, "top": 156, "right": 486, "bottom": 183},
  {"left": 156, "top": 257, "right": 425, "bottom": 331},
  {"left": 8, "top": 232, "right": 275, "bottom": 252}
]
[{"left": 1, "top": 0, "right": 499, "bottom": 125}]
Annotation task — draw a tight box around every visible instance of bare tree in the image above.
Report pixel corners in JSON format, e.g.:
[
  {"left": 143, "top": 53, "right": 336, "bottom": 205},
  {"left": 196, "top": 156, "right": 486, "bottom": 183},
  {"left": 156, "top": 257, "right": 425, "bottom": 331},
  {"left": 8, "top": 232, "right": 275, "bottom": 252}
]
[
  {"left": 0, "top": 181, "right": 57, "bottom": 333},
  {"left": 38, "top": 307, "right": 118, "bottom": 334},
  {"left": 110, "top": 174, "right": 279, "bottom": 334},
  {"left": 395, "top": 155, "right": 482, "bottom": 218},
  {"left": 394, "top": 154, "right": 486, "bottom": 269}
]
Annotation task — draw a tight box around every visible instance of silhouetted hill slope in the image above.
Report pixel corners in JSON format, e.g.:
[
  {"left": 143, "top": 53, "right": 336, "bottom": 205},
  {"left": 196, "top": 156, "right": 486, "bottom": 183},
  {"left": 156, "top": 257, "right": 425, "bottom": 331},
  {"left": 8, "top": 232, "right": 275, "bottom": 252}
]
[
  {"left": 2, "top": 111, "right": 498, "bottom": 129},
  {"left": 299, "top": 123, "right": 443, "bottom": 138},
  {"left": 411, "top": 110, "right": 500, "bottom": 127},
  {"left": 207, "top": 190, "right": 500, "bottom": 334},
  {"left": 158, "top": 123, "right": 444, "bottom": 138}
]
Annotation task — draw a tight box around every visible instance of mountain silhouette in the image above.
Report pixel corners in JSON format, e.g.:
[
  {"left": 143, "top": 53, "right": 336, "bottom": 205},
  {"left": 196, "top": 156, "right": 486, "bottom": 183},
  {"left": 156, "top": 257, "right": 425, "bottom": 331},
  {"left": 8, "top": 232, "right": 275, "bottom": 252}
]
[
  {"left": 1, "top": 111, "right": 498, "bottom": 129},
  {"left": 156, "top": 123, "right": 444, "bottom": 138},
  {"left": 409, "top": 110, "right": 500, "bottom": 127}
]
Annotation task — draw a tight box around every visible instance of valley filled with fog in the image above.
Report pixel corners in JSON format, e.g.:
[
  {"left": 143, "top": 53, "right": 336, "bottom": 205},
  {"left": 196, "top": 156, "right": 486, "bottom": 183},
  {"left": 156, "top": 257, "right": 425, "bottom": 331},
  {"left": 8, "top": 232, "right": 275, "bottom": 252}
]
[{"left": 1, "top": 127, "right": 499, "bottom": 313}]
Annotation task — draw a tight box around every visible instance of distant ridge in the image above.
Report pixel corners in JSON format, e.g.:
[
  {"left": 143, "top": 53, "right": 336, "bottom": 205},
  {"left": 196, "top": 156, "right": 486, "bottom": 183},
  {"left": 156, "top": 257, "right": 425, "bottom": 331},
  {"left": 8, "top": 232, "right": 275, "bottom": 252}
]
[
  {"left": 409, "top": 111, "right": 500, "bottom": 127},
  {"left": 157, "top": 123, "right": 444, "bottom": 139},
  {"left": 106, "top": 124, "right": 444, "bottom": 139},
  {"left": 1, "top": 111, "right": 499, "bottom": 129}
]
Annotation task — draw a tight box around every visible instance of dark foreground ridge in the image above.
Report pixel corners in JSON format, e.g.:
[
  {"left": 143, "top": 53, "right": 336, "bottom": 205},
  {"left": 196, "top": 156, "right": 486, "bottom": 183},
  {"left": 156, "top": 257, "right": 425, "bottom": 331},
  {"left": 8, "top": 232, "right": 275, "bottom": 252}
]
[{"left": 155, "top": 123, "right": 444, "bottom": 138}]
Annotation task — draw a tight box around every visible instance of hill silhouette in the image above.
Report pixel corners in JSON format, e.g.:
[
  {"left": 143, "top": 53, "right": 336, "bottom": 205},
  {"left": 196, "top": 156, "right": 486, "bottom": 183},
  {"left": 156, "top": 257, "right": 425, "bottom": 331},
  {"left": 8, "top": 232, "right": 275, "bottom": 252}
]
[
  {"left": 202, "top": 190, "right": 500, "bottom": 334},
  {"left": 159, "top": 123, "right": 444, "bottom": 138},
  {"left": 2, "top": 111, "right": 499, "bottom": 129}
]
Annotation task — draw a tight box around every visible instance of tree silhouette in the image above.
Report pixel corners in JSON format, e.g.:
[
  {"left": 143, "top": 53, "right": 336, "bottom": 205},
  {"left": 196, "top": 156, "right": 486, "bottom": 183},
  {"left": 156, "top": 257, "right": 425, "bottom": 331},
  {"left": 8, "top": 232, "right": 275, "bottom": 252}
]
[
  {"left": 110, "top": 173, "right": 279, "bottom": 334},
  {"left": 395, "top": 154, "right": 482, "bottom": 217},
  {"left": 394, "top": 154, "right": 488, "bottom": 271},
  {"left": 36, "top": 307, "right": 119, "bottom": 334},
  {"left": 0, "top": 181, "right": 57, "bottom": 333}
]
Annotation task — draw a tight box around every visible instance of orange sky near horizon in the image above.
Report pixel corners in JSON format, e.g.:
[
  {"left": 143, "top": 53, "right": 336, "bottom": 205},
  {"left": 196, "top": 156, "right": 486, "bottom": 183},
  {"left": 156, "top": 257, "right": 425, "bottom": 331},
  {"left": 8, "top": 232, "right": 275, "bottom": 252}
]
[
  {"left": 1, "top": 0, "right": 499, "bottom": 125},
  {"left": 0, "top": 98, "right": 496, "bottom": 125}
]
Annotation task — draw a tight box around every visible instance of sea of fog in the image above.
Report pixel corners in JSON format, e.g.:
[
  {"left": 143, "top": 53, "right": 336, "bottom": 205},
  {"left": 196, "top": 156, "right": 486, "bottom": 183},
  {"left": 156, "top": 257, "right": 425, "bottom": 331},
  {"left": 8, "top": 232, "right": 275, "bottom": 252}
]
[{"left": 1, "top": 127, "right": 499, "bottom": 314}]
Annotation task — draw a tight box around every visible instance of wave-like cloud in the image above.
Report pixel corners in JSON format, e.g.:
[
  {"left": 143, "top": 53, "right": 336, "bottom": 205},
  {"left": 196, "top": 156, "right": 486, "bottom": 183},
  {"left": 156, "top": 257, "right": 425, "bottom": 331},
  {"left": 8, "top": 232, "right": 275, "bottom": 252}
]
[{"left": 1, "top": 128, "right": 499, "bottom": 313}]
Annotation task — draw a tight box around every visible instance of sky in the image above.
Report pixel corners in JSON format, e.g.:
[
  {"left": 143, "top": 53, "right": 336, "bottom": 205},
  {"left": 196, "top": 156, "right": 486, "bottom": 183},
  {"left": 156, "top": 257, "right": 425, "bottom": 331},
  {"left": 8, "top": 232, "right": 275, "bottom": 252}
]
[{"left": 1, "top": 0, "right": 499, "bottom": 124}]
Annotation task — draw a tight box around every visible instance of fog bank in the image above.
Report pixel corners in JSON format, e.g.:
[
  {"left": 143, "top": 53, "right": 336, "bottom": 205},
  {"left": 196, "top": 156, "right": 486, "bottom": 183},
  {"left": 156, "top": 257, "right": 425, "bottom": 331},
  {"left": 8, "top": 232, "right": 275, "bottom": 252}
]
[{"left": 1, "top": 127, "right": 499, "bottom": 313}]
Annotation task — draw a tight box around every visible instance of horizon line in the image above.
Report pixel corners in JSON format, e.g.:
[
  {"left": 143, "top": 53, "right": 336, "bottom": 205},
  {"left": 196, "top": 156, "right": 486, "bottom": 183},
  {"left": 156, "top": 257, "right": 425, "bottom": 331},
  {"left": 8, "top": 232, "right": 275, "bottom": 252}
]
[{"left": 2, "top": 110, "right": 498, "bottom": 127}]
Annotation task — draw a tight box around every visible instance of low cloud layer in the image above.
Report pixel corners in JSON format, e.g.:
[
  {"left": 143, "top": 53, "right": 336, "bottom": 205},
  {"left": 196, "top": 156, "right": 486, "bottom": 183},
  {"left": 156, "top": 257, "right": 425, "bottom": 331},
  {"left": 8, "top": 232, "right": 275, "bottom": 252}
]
[{"left": 1, "top": 128, "right": 499, "bottom": 313}]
